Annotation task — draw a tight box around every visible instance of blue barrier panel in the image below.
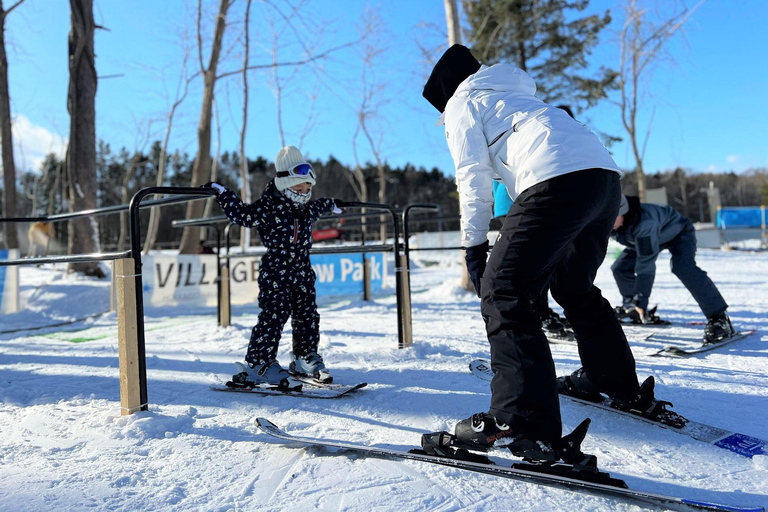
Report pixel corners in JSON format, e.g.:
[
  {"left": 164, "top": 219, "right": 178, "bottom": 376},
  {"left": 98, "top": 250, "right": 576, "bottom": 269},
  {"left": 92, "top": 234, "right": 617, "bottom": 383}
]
[
  {"left": 717, "top": 207, "right": 764, "bottom": 229},
  {"left": 311, "top": 252, "right": 385, "bottom": 297}
]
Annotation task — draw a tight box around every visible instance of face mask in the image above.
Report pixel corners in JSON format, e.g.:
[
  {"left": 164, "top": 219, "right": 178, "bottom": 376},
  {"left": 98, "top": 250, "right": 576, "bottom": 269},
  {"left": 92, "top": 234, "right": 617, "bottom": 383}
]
[{"left": 283, "top": 187, "right": 312, "bottom": 205}]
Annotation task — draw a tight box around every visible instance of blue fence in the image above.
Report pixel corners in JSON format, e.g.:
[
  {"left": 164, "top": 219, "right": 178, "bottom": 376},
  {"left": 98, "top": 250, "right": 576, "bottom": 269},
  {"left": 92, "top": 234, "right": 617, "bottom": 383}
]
[
  {"left": 717, "top": 207, "right": 766, "bottom": 229},
  {"left": 311, "top": 252, "right": 385, "bottom": 297}
]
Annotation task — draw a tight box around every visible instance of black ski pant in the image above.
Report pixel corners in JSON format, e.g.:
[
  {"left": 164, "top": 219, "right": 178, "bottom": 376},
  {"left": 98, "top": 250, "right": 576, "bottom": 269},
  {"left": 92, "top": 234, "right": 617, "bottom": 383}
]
[
  {"left": 611, "top": 225, "right": 727, "bottom": 318},
  {"left": 246, "top": 263, "right": 320, "bottom": 366},
  {"left": 481, "top": 169, "right": 639, "bottom": 443}
]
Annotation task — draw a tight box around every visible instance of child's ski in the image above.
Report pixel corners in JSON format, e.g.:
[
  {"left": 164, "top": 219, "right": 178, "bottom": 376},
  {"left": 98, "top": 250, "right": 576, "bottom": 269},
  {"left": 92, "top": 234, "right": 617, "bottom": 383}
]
[
  {"left": 255, "top": 418, "right": 763, "bottom": 512},
  {"left": 210, "top": 381, "right": 367, "bottom": 399},
  {"left": 469, "top": 359, "right": 767, "bottom": 458},
  {"left": 650, "top": 330, "right": 757, "bottom": 357}
]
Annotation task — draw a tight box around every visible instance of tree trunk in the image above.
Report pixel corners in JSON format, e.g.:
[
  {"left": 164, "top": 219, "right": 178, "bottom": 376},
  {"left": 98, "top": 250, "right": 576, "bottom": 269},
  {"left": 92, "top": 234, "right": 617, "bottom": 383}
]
[
  {"left": 66, "top": 0, "right": 102, "bottom": 277},
  {"left": 0, "top": 1, "right": 20, "bottom": 249},
  {"left": 177, "top": 0, "right": 230, "bottom": 254},
  {"left": 444, "top": 0, "right": 461, "bottom": 46},
  {"left": 239, "top": 0, "right": 252, "bottom": 251}
]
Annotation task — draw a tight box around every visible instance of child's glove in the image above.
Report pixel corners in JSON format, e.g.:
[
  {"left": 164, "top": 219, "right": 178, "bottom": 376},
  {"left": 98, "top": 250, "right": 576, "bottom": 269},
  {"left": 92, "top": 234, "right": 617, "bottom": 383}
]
[
  {"left": 203, "top": 182, "right": 226, "bottom": 195},
  {"left": 332, "top": 199, "right": 342, "bottom": 214}
]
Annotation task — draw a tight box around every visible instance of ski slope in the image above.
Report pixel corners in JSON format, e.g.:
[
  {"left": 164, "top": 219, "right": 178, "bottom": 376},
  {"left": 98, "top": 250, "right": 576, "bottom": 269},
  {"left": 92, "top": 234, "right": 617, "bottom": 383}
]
[{"left": 1, "top": 248, "right": 767, "bottom": 511}]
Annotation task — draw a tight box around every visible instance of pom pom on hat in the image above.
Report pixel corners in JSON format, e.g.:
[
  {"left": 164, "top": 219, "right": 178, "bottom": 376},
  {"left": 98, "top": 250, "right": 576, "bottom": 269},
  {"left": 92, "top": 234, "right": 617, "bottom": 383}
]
[{"left": 274, "top": 145, "right": 316, "bottom": 191}]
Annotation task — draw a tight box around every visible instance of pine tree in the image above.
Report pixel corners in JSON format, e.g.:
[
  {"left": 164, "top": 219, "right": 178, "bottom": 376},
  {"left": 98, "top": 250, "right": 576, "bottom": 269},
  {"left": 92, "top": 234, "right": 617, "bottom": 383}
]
[{"left": 463, "top": 0, "right": 616, "bottom": 109}]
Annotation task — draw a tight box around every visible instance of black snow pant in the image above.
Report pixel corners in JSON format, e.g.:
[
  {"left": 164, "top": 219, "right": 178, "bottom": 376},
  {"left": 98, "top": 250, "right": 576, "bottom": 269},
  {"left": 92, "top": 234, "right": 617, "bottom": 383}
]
[
  {"left": 245, "top": 262, "right": 320, "bottom": 366},
  {"left": 611, "top": 225, "right": 728, "bottom": 319},
  {"left": 481, "top": 169, "right": 639, "bottom": 443}
]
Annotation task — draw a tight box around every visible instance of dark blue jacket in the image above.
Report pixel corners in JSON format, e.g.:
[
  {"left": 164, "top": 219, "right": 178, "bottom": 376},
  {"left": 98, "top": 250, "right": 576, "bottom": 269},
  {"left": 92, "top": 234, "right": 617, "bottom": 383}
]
[
  {"left": 612, "top": 196, "right": 692, "bottom": 300},
  {"left": 216, "top": 180, "right": 335, "bottom": 270}
]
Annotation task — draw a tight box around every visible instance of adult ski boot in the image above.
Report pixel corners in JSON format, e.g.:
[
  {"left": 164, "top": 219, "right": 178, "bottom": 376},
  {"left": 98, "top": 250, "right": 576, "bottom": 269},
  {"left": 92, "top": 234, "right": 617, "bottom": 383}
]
[
  {"left": 290, "top": 352, "right": 332, "bottom": 384},
  {"left": 228, "top": 361, "right": 301, "bottom": 391},
  {"left": 703, "top": 312, "right": 735, "bottom": 345},
  {"left": 615, "top": 305, "right": 670, "bottom": 325},
  {"left": 556, "top": 367, "right": 606, "bottom": 404},
  {"left": 451, "top": 412, "right": 558, "bottom": 461},
  {"left": 541, "top": 308, "right": 575, "bottom": 341}
]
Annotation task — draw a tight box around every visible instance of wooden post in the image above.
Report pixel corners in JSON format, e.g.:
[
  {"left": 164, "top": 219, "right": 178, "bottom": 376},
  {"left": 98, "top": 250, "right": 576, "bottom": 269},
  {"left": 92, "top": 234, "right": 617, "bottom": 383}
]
[
  {"left": 398, "top": 253, "right": 413, "bottom": 348},
  {"left": 116, "top": 258, "right": 144, "bottom": 415},
  {"left": 362, "top": 255, "right": 371, "bottom": 301},
  {"left": 219, "top": 265, "right": 231, "bottom": 327}
]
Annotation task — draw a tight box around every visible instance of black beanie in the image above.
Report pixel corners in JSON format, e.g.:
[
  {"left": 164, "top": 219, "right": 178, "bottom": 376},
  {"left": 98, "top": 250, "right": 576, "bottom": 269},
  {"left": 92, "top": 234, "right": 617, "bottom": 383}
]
[{"left": 422, "top": 44, "right": 481, "bottom": 113}]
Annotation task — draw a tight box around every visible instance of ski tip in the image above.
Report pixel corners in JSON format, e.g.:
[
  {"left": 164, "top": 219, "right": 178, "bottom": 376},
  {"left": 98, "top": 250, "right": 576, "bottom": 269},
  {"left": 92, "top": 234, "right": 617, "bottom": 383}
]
[
  {"left": 681, "top": 499, "right": 764, "bottom": 512},
  {"left": 256, "top": 417, "right": 280, "bottom": 432}
]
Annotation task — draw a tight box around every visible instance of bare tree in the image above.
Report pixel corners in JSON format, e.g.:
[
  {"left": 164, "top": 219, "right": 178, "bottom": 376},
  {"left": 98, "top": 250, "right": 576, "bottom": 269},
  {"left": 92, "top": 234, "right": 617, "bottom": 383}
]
[
  {"left": 66, "top": 0, "right": 103, "bottom": 277},
  {"left": 144, "top": 50, "right": 193, "bottom": 254},
  {"left": 0, "top": 0, "right": 25, "bottom": 249},
  {"left": 239, "top": 0, "right": 252, "bottom": 251},
  {"left": 444, "top": 0, "right": 462, "bottom": 46},
  {"left": 177, "top": 0, "right": 234, "bottom": 254},
  {"left": 616, "top": 0, "right": 705, "bottom": 201},
  {"left": 352, "top": 10, "right": 389, "bottom": 243}
]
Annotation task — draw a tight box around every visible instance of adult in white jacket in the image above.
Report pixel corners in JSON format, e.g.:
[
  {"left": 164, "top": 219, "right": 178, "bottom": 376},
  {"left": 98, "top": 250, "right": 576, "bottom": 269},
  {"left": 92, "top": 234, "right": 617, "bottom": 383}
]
[{"left": 423, "top": 45, "right": 676, "bottom": 461}]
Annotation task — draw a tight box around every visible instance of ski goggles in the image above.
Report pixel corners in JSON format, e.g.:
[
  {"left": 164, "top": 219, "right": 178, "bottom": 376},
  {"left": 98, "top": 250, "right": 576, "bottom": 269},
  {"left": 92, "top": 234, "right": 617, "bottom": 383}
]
[{"left": 276, "top": 163, "right": 315, "bottom": 180}]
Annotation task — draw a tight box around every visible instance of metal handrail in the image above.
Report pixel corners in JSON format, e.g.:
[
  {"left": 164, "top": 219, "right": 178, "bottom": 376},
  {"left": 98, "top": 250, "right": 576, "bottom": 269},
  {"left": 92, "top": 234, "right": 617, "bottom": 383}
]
[
  {"left": 0, "top": 193, "right": 211, "bottom": 224},
  {"left": 0, "top": 251, "right": 130, "bottom": 267},
  {"left": 128, "top": 186, "right": 219, "bottom": 410}
]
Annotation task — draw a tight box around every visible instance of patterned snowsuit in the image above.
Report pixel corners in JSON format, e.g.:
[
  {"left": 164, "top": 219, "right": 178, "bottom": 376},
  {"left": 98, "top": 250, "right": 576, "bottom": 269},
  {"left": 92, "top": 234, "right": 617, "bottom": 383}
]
[{"left": 215, "top": 180, "right": 335, "bottom": 365}]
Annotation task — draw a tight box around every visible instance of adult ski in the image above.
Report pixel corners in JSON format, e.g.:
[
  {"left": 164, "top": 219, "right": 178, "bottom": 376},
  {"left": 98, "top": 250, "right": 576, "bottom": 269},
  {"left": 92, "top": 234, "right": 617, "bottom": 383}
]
[
  {"left": 469, "top": 359, "right": 767, "bottom": 458},
  {"left": 255, "top": 418, "right": 763, "bottom": 512},
  {"left": 650, "top": 330, "right": 757, "bottom": 357},
  {"left": 210, "top": 380, "right": 367, "bottom": 399}
]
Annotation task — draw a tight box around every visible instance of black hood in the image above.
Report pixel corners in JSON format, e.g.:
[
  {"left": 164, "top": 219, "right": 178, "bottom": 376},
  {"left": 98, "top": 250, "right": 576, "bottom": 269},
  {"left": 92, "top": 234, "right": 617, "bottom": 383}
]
[
  {"left": 621, "top": 195, "right": 642, "bottom": 229},
  {"left": 422, "top": 44, "right": 481, "bottom": 113}
]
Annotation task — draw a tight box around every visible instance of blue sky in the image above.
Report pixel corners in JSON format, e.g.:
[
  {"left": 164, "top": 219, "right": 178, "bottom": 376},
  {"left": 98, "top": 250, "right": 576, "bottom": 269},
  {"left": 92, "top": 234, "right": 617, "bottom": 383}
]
[{"left": 4, "top": 0, "right": 767, "bottom": 178}]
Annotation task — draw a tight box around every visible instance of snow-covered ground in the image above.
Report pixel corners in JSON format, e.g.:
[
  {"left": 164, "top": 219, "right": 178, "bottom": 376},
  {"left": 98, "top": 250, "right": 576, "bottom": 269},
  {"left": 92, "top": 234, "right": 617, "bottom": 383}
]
[{"left": 1, "top": 248, "right": 767, "bottom": 511}]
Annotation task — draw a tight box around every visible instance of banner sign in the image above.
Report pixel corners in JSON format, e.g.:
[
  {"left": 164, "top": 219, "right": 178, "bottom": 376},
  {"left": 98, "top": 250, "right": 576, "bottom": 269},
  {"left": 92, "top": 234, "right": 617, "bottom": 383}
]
[
  {"left": 142, "top": 254, "right": 220, "bottom": 307},
  {"left": 0, "top": 249, "right": 19, "bottom": 314},
  {"left": 141, "top": 252, "right": 386, "bottom": 308}
]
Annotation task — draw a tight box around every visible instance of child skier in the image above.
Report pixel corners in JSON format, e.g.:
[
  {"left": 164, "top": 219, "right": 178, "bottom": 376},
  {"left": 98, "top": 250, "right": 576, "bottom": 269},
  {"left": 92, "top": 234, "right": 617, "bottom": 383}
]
[{"left": 208, "top": 145, "right": 341, "bottom": 390}]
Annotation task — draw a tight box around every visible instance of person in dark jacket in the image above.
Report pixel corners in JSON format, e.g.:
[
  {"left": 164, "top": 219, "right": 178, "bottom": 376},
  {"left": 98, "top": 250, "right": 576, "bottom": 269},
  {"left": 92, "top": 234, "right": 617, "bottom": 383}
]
[
  {"left": 208, "top": 145, "right": 340, "bottom": 389},
  {"left": 423, "top": 45, "right": 677, "bottom": 462},
  {"left": 611, "top": 195, "right": 733, "bottom": 343}
]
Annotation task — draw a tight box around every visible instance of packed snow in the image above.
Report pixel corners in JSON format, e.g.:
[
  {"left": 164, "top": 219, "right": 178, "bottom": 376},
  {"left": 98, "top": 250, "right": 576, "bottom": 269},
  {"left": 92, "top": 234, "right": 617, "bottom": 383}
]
[{"left": 1, "top": 247, "right": 767, "bottom": 511}]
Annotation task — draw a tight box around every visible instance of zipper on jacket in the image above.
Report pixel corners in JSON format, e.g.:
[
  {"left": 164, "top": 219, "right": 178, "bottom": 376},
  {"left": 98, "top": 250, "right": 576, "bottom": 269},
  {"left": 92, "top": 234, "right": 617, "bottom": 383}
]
[
  {"left": 488, "top": 130, "right": 508, "bottom": 147},
  {"left": 293, "top": 219, "right": 298, "bottom": 244}
]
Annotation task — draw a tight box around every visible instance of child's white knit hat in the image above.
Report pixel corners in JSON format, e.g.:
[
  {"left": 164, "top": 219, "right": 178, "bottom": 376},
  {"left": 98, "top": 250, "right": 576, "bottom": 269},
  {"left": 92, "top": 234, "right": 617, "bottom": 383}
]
[{"left": 274, "top": 145, "right": 316, "bottom": 191}]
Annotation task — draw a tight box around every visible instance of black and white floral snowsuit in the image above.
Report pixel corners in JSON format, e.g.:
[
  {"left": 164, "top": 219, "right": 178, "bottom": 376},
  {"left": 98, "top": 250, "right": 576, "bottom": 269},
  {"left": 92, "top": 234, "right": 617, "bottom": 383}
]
[{"left": 215, "top": 180, "right": 335, "bottom": 365}]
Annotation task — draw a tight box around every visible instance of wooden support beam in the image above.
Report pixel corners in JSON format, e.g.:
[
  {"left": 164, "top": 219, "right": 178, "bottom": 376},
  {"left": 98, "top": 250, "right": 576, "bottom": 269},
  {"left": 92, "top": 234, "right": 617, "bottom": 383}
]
[
  {"left": 116, "top": 258, "right": 144, "bottom": 415},
  {"left": 219, "top": 266, "right": 231, "bottom": 327}
]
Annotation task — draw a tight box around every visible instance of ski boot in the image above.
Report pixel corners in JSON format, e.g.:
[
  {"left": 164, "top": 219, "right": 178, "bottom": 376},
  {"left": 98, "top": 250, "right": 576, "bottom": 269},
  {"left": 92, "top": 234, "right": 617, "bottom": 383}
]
[
  {"left": 615, "top": 305, "right": 670, "bottom": 325},
  {"left": 556, "top": 367, "right": 606, "bottom": 404},
  {"left": 452, "top": 412, "right": 558, "bottom": 461},
  {"left": 703, "top": 312, "right": 735, "bottom": 345},
  {"left": 290, "top": 352, "right": 332, "bottom": 384},
  {"left": 228, "top": 361, "right": 301, "bottom": 391},
  {"left": 541, "top": 309, "right": 575, "bottom": 341},
  {"left": 609, "top": 376, "right": 687, "bottom": 429}
]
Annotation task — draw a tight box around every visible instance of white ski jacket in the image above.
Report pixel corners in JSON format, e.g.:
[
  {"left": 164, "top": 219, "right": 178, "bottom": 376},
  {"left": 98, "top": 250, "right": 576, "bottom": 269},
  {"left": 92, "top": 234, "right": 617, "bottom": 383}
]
[{"left": 443, "top": 63, "right": 620, "bottom": 247}]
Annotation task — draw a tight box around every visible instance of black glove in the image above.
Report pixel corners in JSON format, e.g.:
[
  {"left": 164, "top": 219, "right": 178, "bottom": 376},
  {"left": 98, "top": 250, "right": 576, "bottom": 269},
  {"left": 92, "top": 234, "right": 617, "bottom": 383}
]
[{"left": 464, "top": 240, "right": 489, "bottom": 298}]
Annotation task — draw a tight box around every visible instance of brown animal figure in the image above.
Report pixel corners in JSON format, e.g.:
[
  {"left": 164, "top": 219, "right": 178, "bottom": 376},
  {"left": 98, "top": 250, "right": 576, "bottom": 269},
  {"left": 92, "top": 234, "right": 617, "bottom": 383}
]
[{"left": 27, "top": 222, "right": 55, "bottom": 257}]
